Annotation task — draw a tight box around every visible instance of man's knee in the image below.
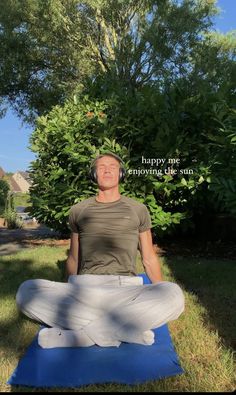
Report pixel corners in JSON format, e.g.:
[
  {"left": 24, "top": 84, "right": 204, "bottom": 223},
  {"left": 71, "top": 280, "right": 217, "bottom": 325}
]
[
  {"left": 153, "top": 281, "right": 185, "bottom": 315},
  {"left": 167, "top": 282, "right": 185, "bottom": 316},
  {"left": 16, "top": 279, "right": 36, "bottom": 312}
]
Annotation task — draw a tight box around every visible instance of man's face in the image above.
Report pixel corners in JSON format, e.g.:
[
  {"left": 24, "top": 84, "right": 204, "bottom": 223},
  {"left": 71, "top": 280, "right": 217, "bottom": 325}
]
[{"left": 96, "top": 155, "right": 120, "bottom": 189}]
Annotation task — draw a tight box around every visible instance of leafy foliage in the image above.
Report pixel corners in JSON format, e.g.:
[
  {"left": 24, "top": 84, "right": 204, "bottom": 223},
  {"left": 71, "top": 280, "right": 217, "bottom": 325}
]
[
  {"left": 29, "top": 96, "right": 121, "bottom": 234},
  {"left": 3, "top": 191, "right": 24, "bottom": 229},
  {"left": 0, "top": 179, "right": 10, "bottom": 214},
  {"left": 28, "top": 95, "right": 186, "bottom": 236},
  {"left": 1, "top": 0, "right": 235, "bottom": 237},
  {"left": 28, "top": 89, "right": 236, "bottom": 237},
  {"left": 0, "top": 0, "right": 223, "bottom": 123}
]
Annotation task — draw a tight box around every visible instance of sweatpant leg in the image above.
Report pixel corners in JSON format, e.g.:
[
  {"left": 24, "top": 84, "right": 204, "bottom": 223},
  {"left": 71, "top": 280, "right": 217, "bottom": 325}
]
[
  {"left": 15, "top": 276, "right": 141, "bottom": 331},
  {"left": 16, "top": 276, "right": 146, "bottom": 348},
  {"left": 115, "top": 281, "right": 185, "bottom": 331},
  {"left": 84, "top": 281, "right": 185, "bottom": 345},
  {"left": 16, "top": 279, "right": 103, "bottom": 330},
  {"left": 16, "top": 277, "right": 185, "bottom": 347}
]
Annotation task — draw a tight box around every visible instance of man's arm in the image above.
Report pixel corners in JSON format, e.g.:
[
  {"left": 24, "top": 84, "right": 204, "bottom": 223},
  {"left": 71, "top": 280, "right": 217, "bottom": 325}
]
[
  {"left": 139, "top": 229, "right": 163, "bottom": 284},
  {"left": 65, "top": 232, "right": 80, "bottom": 282}
]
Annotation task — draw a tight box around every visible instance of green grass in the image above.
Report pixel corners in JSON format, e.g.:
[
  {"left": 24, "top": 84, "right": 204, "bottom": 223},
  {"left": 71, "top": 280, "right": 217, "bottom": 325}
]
[
  {"left": 0, "top": 192, "right": 31, "bottom": 216},
  {"left": 13, "top": 192, "right": 31, "bottom": 209},
  {"left": 0, "top": 246, "right": 235, "bottom": 392}
]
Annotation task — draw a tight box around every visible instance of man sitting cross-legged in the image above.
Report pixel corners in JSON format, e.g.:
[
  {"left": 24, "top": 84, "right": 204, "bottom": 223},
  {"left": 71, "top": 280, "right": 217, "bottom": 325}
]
[{"left": 16, "top": 152, "right": 185, "bottom": 348}]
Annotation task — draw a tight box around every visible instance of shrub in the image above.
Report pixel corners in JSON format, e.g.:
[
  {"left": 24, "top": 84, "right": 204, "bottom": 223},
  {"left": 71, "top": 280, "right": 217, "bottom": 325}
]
[
  {"left": 29, "top": 95, "right": 187, "bottom": 237},
  {"left": 28, "top": 89, "right": 236, "bottom": 238},
  {"left": 0, "top": 179, "right": 10, "bottom": 215},
  {"left": 3, "top": 192, "right": 24, "bottom": 229},
  {"left": 3, "top": 208, "right": 24, "bottom": 229}
]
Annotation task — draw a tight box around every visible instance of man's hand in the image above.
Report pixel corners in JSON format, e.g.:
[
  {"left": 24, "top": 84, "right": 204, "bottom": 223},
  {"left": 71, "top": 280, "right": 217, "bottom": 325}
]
[
  {"left": 65, "top": 233, "right": 79, "bottom": 282},
  {"left": 139, "top": 229, "right": 163, "bottom": 283}
]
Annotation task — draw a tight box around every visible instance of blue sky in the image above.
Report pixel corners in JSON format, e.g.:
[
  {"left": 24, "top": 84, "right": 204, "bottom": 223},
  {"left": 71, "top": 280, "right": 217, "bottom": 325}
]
[{"left": 0, "top": 0, "right": 235, "bottom": 173}]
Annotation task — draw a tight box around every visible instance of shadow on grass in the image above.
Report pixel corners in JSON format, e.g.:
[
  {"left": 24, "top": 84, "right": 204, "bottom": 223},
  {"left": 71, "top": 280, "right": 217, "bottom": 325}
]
[
  {"left": 0, "top": 252, "right": 70, "bottom": 391},
  {"left": 0, "top": 255, "right": 65, "bottom": 352},
  {"left": 166, "top": 256, "right": 236, "bottom": 351}
]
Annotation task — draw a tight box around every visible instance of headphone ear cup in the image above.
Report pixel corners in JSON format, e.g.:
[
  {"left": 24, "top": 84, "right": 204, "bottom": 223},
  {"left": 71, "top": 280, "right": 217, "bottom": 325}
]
[
  {"left": 93, "top": 168, "right": 97, "bottom": 183},
  {"left": 90, "top": 167, "right": 97, "bottom": 183},
  {"left": 119, "top": 167, "right": 126, "bottom": 182}
]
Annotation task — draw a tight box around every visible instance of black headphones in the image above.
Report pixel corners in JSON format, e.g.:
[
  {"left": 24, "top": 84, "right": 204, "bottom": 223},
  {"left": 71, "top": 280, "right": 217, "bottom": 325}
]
[{"left": 89, "top": 152, "right": 126, "bottom": 183}]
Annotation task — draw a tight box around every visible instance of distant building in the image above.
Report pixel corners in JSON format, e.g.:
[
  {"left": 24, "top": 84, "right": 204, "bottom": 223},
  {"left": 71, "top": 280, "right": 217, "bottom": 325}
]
[
  {"left": 10, "top": 171, "right": 32, "bottom": 193},
  {"left": 8, "top": 177, "right": 22, "bottom": 193},
  {"left": 0, "top": 167, "right": 6, "bottom": 179},
  {"left": 0, "top": 167, "right": 32, "bottom": 193}
]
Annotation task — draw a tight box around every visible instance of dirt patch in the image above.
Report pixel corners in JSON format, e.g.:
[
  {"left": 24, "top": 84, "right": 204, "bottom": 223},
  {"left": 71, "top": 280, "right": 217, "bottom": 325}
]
[{"left": 21, "top": 239, "right": 70, "bottom": 247}]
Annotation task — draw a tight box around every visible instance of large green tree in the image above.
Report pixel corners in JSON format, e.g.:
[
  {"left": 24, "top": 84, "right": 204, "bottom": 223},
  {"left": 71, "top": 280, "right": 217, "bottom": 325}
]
[
  {"left": 1, "top": 0, "right": 230, "bottom": 123},
  {"left": 1, "top": 0, "right": 235, "bottom": 237}
]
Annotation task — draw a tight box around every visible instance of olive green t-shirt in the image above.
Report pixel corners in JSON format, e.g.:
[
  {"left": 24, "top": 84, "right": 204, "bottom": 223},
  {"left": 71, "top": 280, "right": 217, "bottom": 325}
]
[{"left": 68, "top": 195, "right": 152, "bottom": 276}]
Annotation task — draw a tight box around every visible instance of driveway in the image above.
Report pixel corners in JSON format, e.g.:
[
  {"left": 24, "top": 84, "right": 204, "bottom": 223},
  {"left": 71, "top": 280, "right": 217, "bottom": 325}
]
[{"left": 0, "top": 224, "right": 63, "bottom": 256}]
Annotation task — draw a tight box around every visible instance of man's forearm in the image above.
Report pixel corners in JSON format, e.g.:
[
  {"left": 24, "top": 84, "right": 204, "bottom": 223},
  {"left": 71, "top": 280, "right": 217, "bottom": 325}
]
[
  {"left": 142, "top": 254, "right": 163, "bottom": 284},
  {"left": 65, "top": 256, "right": 78, "bottom": 282}
]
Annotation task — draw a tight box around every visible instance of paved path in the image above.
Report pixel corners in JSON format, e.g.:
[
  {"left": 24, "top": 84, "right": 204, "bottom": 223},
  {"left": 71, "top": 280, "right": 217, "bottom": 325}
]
[
  {"left": 0, "top": 242, "right": 33, "bottom": 255},
  {"left": 0, "top": 225, "right": 61, "bottom": 256}
]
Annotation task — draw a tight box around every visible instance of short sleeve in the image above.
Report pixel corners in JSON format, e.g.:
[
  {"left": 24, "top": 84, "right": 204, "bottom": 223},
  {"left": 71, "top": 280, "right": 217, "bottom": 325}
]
[
  {"left": 68, "top": 206, "right": 79, "bottom": 233},
  {"left": 138, "top": 204, "right": 152, "bottom": 233}
]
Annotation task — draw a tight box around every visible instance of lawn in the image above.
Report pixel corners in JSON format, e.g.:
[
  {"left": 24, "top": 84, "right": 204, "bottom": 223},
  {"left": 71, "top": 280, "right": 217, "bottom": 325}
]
[
  {"left": 13, "top": 192, "right": 31, "bottom": 209},
  {"left": 0, "top": 245, "right": 235, "bottom": 392}
]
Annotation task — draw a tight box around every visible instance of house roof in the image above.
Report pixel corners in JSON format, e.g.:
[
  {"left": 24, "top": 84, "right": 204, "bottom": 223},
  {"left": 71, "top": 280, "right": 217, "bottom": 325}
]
[
  {"left": 0, "top": 167, "right": 6, "bottom": 179},
  {"left": 17, "top": 171, "right": 32, "bottom": 184},
  {"left": 8, "top": 176, "right": 22, "bottom": 192}
]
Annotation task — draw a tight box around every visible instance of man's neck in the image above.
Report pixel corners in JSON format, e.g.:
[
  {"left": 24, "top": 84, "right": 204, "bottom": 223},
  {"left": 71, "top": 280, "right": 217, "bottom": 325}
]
[{"left": 96, "top": 188, "right": 121, "bottom": 203}]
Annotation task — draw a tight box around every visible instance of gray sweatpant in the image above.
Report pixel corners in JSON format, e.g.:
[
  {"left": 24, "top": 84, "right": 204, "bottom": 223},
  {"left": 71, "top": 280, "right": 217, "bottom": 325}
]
[{"left": 16, "top": 274, "right": 185, "bottom": 346}]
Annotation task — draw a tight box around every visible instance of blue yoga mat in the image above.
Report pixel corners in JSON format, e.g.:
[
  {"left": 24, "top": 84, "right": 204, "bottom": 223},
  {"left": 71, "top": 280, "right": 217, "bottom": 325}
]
[{"left": 8, "top": 274, "right": 184, "bottom": 388}]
